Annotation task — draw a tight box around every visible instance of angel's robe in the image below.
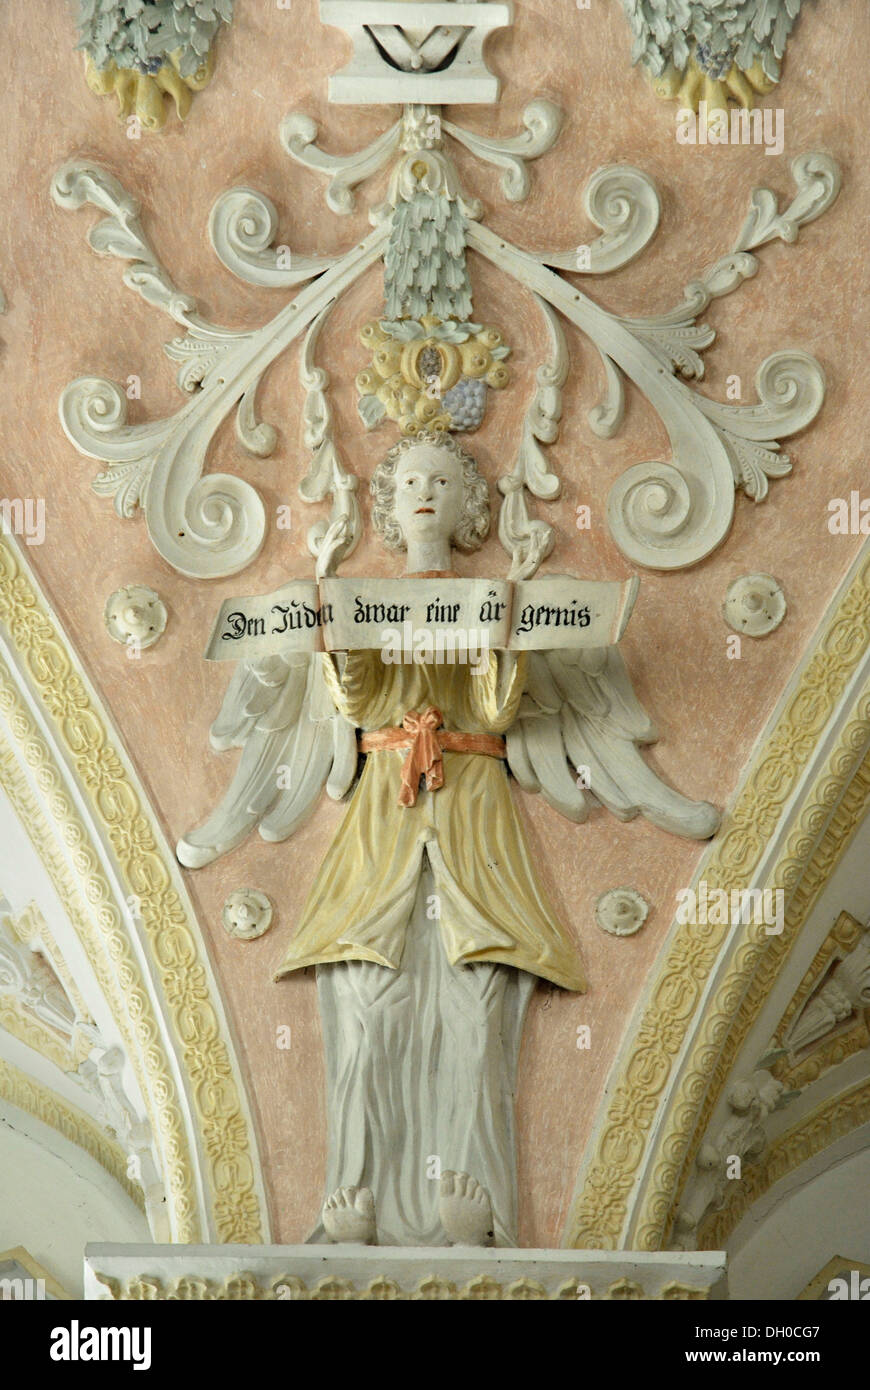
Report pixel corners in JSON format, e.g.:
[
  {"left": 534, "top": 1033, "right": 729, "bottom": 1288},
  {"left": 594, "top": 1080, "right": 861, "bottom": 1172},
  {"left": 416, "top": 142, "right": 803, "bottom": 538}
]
[{"left": 274, "top": 647, "right": 587, "bottom": 992}]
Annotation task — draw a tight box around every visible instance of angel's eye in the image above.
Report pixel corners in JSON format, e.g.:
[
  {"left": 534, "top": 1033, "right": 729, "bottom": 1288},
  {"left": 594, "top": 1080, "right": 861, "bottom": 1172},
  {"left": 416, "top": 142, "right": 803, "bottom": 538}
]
[{"left": 437, "top": 478, "right": 448, "bottom": 486}]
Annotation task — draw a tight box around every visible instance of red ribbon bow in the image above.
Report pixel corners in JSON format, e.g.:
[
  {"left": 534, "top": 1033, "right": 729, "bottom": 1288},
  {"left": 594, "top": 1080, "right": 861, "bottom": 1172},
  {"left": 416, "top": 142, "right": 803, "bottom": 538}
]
[{"left": 398, "top": 706, "right": 444, "bottom": 808}]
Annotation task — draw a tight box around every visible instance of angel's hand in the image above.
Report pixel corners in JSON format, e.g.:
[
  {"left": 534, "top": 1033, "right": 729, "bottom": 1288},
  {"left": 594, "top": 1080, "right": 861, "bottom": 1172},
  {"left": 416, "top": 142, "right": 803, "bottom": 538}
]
[
  {"left": 508, "top": 528, "right": 550, "bottom": 583},
  {"left": 315, "top": 515, "right": 351, "bottom": 580}
]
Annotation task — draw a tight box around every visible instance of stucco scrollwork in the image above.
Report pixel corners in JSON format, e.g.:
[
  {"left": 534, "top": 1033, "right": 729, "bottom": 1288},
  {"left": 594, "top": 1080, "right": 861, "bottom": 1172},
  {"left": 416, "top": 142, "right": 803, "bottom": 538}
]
[{"left": 53, "top": 38, "right": 838, "bottom": 580}]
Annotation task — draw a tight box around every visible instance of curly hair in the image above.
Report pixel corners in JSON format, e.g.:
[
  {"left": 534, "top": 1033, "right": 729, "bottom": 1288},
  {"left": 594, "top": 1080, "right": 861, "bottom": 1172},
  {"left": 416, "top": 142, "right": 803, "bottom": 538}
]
[{"left": 370, "top": 431, "right": 490, "bottom": 553}]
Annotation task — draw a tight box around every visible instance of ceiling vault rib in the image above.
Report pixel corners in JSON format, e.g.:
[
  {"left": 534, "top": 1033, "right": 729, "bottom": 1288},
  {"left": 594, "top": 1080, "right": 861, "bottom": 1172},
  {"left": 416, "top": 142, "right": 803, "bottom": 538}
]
[{"left": 0, "top": 532, "right": 270, "bottom": 1243}]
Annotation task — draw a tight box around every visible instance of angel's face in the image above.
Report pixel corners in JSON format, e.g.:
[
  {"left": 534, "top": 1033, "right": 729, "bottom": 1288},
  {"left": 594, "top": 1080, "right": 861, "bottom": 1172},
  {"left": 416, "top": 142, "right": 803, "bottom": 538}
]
[{"left": 393, "top": 444, "right": 465, "bottom": 551}]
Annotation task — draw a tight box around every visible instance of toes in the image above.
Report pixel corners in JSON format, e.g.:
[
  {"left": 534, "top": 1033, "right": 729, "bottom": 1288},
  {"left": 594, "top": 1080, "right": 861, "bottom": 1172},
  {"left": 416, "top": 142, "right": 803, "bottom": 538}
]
[
  {"left": 677, "top": 66, "right": 704, "bottom": 112},
  {"left": 440, "top": 1170, "right": 457, "bottom": 1195},
  {"left": 745, "top": 57, "right": 777, "bottom": 95},
  {"left": 702, "top": 75, "right": 729, "bottom": 116},
  {"left": 355, "top": 1188, "right": 375, "bottom": 1215},
  {"left": 135, "top": 74, "right": 167, "bottom": 132},
  {"left": 650, "top": 63, "right": 682, "bottom": 101},
  {"left": 154, "top": 63, "right": 193, "bottom": 120},
  {"left": 725, "top": 66, "right": 755, "bottom": 109}
]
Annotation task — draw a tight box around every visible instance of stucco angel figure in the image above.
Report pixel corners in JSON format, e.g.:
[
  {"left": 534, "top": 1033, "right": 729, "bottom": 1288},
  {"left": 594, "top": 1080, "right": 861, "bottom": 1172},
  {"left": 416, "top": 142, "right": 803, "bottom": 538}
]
[{"left": 178, "top": 430, "right": 719, "bottom": 1248}]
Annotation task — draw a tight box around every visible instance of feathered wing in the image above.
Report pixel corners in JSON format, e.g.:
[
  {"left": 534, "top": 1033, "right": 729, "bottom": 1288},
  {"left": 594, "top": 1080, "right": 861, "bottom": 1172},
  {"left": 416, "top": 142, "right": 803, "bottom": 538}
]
[
  {"left": 177, "top": 652, "right": 357, "bottom": 868},
  {"left": 506, "top": 649, "right": 720, "bottom": 839}
]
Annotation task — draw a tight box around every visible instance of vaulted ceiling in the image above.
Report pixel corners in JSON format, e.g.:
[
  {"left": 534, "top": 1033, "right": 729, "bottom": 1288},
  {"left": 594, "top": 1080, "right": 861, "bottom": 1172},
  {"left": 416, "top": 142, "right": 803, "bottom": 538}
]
[{"left": 1, "top": 0, "right": 868, "bottom": 1297}]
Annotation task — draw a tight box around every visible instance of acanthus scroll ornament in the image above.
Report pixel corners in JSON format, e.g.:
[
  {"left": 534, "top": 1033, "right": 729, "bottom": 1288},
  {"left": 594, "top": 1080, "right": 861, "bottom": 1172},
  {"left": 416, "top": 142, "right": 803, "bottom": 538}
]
[
  {"left": 53, "top": 86, "right": 838, "bottom": 580},
  {"left": 52, "top": 19, "right": 833, "bottom": 581},
  {"left": 52, "top": 160, "right": 389, "bottom": 579}
]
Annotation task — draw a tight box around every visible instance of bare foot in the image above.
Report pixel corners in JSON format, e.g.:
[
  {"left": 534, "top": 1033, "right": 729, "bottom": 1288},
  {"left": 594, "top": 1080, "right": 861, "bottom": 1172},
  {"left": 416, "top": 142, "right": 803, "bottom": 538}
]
[
  {"left": 439, "top": 1171, "right": 494, "bottom": 1246},
  {"left": 650, "top": 53, "right": 777, "bottom": 114},
  {"left": 322, "top": 1186, "right": 376, "bottom": 1244}
]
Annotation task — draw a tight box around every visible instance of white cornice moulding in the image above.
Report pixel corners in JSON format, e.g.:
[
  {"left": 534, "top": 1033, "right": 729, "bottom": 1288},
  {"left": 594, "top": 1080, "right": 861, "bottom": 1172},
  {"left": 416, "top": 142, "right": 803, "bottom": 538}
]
[{"left": 84, "top": 1243, "right": 728, "bottom": 1300}]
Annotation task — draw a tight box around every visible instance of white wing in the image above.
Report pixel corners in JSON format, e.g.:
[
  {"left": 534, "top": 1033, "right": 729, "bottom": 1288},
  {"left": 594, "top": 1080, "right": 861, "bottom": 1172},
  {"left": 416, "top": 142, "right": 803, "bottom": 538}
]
[
  {"left": 177, "top": 652, "right": 357, "bottom": 868},
  {"left": 506, "top": 649, "right": 719, "bottom": 839}
]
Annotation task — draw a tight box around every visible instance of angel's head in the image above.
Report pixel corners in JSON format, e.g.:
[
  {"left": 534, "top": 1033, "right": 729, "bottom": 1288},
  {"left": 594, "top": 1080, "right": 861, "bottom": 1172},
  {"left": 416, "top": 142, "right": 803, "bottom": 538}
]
[{"left": 370, "top": 431, "right": 490, "bottom": 557}]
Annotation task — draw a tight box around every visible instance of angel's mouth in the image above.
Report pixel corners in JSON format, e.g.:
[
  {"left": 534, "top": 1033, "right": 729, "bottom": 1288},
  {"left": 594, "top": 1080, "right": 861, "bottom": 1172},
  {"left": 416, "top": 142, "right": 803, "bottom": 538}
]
[{"left": 415, "top": 507, "right": 435, "bottom": 514}]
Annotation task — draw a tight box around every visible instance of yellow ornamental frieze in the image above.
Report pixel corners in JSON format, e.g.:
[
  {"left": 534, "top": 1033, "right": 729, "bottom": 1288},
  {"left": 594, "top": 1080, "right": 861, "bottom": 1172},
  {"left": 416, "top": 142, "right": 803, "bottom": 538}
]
[
  {"left": 0, "top": 1058, "right": 143, "bottom": 1211},
  {"left": 0, "top": 734, "right": 193, "bottom": 1235},
  {"left": 640, "top": 703, "right": 870, "bottom": 1251},
  {"left": 677, "top": 746, "right": 870, "bottom": 1116},
  {"left": 94, "top": 1268, "right": 707, "bottom": 1300},
  {"left": 0, "top": 535, "right": 265, "bottom": 1243},
  {"left": 0, "top": 997, "right": 73, "bottom": 1072},
  {"left": 566, "top": 553, "right": 870, "bottom": 1250},
  {"left": 681, "top": 753, "right": 870, "bottom": 1141}
]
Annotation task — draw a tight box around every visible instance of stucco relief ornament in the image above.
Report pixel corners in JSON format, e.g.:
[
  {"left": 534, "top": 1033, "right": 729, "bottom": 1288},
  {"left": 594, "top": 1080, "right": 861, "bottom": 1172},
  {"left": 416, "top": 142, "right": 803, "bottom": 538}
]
[
  {"left": 222, "top": 888, "right": 273, "bottom": 940},
  {"left": 76, "top": 0, "right": 232, "bottom": 131},
  {"left": 620, "top": 0, "right": 805, "bottom": 113},
  {"left": 356, "top": 314, "right": 511, "bottom": 434},
  {"left": 52, "top": 0, "right": 839, "bottom": 580},
  {"left": 595, "top": 887, "right": 649, "bottom": 937},
  {"left": 104, "top": 583, "right": 167, "bottom": 649},
  {"left": 723, "top": 572, "right": 786, "bottom": 636},
  {"left": 178, "top": 421, "right": 720, "bottom": 1247}
]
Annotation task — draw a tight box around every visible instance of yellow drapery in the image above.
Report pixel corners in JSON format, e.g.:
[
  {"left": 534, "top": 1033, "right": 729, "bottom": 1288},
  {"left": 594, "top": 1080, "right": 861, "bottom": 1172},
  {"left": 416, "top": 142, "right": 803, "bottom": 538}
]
[{"left": 274, "top": 648, "right": 587, "bottom": 992}]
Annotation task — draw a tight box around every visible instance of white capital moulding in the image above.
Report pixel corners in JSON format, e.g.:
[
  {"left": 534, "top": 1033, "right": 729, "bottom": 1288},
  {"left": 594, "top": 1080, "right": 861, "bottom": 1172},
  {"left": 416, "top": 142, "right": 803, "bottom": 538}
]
[{"left": 320, "top": 1, "right": 513, "bottom": 104}]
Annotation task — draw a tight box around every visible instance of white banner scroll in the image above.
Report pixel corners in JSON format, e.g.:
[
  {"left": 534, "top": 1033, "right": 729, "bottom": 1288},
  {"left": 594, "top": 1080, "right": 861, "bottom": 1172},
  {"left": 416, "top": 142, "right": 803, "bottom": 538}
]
[
  {"left": 205, "top": 580, "right": 326, "bottom": 661},
  {"left": 510, "top": 576, "right": 638, "bottom": 650},
  {"left": 204, "top": 575, "right": 639, "bottom": 661}
]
